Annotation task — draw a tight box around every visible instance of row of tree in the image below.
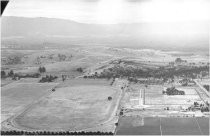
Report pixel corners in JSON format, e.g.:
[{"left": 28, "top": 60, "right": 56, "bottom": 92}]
[
  {"left": 1, "top": 70, "right": 41, "bottom": 80},
  {"left": 1, "top": 130, "right": 113, "bottom": 135}
]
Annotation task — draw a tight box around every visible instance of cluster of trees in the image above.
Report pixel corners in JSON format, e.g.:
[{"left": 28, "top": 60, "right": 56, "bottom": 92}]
[
  {"left": 193, "top": 102, "right": 209, "bottom": 111},
  {"left": 38, "top": 66, "right": 46, "bottom": 73},
  {"left": 119, "top": 109, "right": 123, "bottom": 116},
  {"left": 149, "top": 66, "right": 208, "bottom": 79},
  {"left": 76, "top": 67, "right": 83, "bottom": 73},
  {"left": 39, "top": 75, "right": 58, "bottom": 83},
  {"left": 1, "top": 70, "right": 15, "bottom": 78},
  {"left": 1, "top": 130, "right": 113, "bottom": 135},
  {"left": 201, "top": 106, "right": 209, "bottom": 112},
  {"left": 163, "top": 87, "right": 185, "bottom": 95},
  {"left": 179, "top": 79, "right": 195, "bottom": 86},
  {"left": 84, "top": 64, "right": 209, "bottom": 82},
  {"left": 84, "top": 66, "right": 149, "bottom": 80},
  {"left": 128, "top": 77, "right": 163, "bottom": 84},
  {"left": 164, "top": 107, "right": 170, "bottom": 110},
  {"left": 58, "top": 54, "right": 67, "bottom": 61},
  {"left": 175, "top": 58, "right": 187, "bottom": 64},
  {"left": 189, "top": 102, "right": 209, "bottom": 112},
  {"left": 203, "top": 85, "right": 209, "bottom": 92},
  {"left": 8, "top": 70, "right": 14, "bottom": 77},
  {"left": 127, "top": 77, "right": 138, "bottom": 83}
]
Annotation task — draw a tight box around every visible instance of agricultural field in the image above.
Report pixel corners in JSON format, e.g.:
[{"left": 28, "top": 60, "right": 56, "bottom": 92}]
[
  {"left": 116, "top": 117, "right": 209, "bottom": 135},
  {"left": 8, "top": 79, "right": 121, "bottom": 132}
]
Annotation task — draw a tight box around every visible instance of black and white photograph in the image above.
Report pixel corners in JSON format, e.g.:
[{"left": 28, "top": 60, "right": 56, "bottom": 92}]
[{"left": 1, "top": 0, "right": 209, "bottom": 135}]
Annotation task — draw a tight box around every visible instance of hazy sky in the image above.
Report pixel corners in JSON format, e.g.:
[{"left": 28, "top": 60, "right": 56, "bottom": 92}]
[{"left": 3, "top": 0, "right": 210, "bottom": 24}]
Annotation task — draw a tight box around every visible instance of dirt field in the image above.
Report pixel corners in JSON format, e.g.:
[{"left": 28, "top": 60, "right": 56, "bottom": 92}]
[
  {"left": 1, "top": 81, "right": 57, "bottom": 123},
  {"left": 12, "top": 79, "right": 120, "bottom": 131}
]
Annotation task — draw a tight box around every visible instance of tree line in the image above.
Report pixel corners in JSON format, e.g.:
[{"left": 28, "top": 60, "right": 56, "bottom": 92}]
[
  {"left": 1, "top": 130, "right": 113, "bottom": 135},
  {"left": 1, "top": 70, "right": 41, "bottom": 80},
  {"left": 1, "top": 66, "right": 47, "bottom": 79}
]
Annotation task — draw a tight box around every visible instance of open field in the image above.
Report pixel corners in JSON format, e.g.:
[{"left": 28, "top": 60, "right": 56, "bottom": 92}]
[
  {"left": 10, "top": 79, "right": 121, "bottom": 131},
  {"left": 145, "top": 86, "right": 202, "bottom": 105},
  {"left": 116, "top": 117, "right": 209, "bottom": 135},
  {"left": 1, "top": 78, "right": 16, "bottom": 87},
  {"left": 1, "top": 81, "right": 57, "bottom": 123}
]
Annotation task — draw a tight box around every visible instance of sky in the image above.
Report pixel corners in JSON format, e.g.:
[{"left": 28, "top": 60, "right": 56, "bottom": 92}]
[{"left": 3, "top": 0, "right": 210, "bottom": 24}]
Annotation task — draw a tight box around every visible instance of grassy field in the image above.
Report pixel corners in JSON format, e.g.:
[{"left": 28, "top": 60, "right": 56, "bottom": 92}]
[
  {"left": 1, "top": 81, "right": 57, "bottom": 123},
  {"left": 145, "top": 86, "right": 202, "bottom": 105},
  {"left": 12, "top": 79, "right": 120, "bottom": 131}
]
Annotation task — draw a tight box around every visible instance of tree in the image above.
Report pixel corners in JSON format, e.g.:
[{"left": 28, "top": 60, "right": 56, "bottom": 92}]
[
  {"left": 62, "top": 75, "right": 66, "bottom": 82},
  {"left": 8, "top": 70, "right": 14, "bottom": 77},
  {"left": 38, "top": 66, "right": 46, "bottom": 73},
  {"left": 108, "top": 96, "right": 112, "bottom": 101},
  {"left": 42, "top": 67, "right": 46, "bottom": 72},
  {"left": 175, "top": 58, "right": 182, "bottom": 63},
  {"left": 1, "top": 70, "right": 6, "bottom": 78},
  {"left": 76, "top": 67, "right": 83, "bottom": 72}
]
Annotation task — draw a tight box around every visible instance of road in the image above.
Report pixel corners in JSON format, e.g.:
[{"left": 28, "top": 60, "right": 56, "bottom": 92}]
[{"left": 194, "top": 79, "right": 209, "bottom": 97}]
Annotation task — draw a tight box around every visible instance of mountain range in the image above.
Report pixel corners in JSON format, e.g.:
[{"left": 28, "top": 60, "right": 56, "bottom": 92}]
[{"left": 1, "top": 16, "right": 209, "bottom": 52}]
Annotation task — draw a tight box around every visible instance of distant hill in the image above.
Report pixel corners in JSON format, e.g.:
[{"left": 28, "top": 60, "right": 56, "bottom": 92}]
[{"left": 1, "top": 16, "right": 209, "bottom": 53}]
